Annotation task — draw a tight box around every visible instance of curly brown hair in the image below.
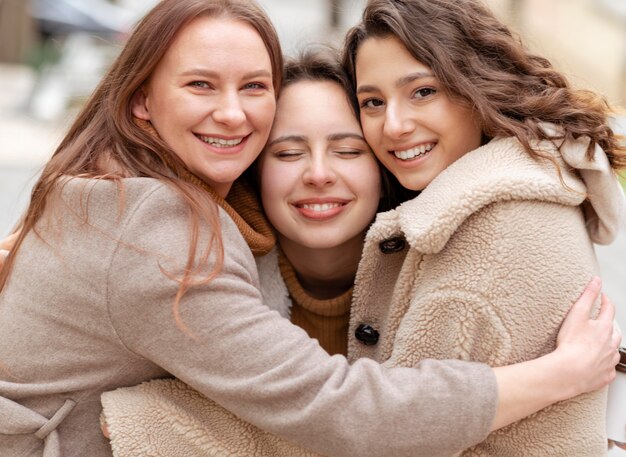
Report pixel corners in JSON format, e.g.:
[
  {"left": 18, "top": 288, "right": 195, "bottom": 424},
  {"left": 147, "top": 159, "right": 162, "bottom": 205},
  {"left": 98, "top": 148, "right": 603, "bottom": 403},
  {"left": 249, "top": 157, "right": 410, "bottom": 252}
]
[{"left": 342, "top": 0, "right": 626, "bottom": 172}]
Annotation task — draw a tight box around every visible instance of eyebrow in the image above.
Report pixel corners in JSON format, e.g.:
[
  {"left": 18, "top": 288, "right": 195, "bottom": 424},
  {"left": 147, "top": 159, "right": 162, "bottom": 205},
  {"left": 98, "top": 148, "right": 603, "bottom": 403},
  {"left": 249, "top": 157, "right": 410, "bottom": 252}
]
[
  {"left": 356, "top": 71, "right": 434, "bottom": 95},
  {"left": 179, "top": 68, "right": 272, "bottom": 79},
  {"left": 267, "top": 132, "right": 366, "bottom": 148},
  {"left": 327, "top": 132, "right": 366, "bottom": 142},
  {"left": 266, "top": 134, "right": 306, "bottom": 148}
]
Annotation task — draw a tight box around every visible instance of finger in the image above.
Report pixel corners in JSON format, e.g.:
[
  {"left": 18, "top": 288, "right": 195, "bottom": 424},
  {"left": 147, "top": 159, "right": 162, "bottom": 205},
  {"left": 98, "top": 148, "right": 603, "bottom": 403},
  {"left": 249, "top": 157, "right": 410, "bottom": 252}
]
[
  {"left": 597, "top": 293, "right": 616, "bottom": 322},
  {"left": 0, "top": 249, "right": 8, "bottom": 260},
  {"left": 568, "top": 277, "right": 601, "bottom": 320},
  {"left": 612, "top": 327, "right": 623, "bottom": 349}
]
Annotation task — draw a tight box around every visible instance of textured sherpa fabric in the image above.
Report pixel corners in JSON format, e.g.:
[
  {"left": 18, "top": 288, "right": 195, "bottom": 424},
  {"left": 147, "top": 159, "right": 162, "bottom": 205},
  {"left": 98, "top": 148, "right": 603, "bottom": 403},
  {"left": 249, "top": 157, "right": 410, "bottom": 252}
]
[
  {"left": 101, "top": 379, "right": 322, "bottom": 457},
  {"left": 349, "top": 136, "right": 623, "bottom": 457}
]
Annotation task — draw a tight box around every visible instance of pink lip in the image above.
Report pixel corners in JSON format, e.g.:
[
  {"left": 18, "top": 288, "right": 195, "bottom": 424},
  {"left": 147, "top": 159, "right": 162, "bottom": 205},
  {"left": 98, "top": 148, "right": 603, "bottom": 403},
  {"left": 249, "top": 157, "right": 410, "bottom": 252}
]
[{"left": 291, "top": 198, "right": 351, "bottom": 221}]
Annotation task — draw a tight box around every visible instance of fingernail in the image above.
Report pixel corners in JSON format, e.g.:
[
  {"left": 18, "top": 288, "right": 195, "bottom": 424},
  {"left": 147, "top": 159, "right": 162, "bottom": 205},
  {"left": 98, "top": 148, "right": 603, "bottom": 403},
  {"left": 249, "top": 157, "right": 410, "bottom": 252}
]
[{"left": 0, "top": 249, "right": 8, "bottom": 259}]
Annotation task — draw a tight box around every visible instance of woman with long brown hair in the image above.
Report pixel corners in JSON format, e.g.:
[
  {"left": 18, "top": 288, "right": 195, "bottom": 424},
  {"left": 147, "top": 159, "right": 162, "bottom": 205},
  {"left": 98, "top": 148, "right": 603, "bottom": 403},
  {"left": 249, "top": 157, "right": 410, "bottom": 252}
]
[{"left": 0, "top": 1, "right": 620, "bottom": 456}]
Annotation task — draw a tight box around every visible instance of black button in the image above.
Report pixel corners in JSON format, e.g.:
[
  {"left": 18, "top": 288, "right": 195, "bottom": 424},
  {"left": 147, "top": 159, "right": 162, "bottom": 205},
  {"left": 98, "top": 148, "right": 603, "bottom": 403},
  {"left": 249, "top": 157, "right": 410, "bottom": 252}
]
[
  {"left": 355, "top": 324, "right": 379, "bottom": 346},
  {"left": 379, "top": 237, "right": 405, "bottom": 254}
]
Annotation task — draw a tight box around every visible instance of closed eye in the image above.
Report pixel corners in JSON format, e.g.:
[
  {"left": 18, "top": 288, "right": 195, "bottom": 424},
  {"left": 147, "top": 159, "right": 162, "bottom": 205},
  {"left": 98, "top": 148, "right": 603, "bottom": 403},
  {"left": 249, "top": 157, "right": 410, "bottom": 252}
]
[
  {"left": 275, "top": 150, "right": 305, "bottom": 160},
  {"left": 334, "top": 149, "right": 364, "bottom": 157}
]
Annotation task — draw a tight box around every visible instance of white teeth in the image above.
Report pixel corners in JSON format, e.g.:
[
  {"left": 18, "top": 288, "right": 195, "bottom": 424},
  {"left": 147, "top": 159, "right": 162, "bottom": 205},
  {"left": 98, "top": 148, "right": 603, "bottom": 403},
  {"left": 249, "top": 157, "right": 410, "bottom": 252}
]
[
  {"left": 301, "top": 203, "right": 342, "bottom": 212},
  {"left": 198, "top": 135, "right": 243, "bottom": 147},
  {"left": 393, "top": 143, "right": 435, "bottom": 160}
]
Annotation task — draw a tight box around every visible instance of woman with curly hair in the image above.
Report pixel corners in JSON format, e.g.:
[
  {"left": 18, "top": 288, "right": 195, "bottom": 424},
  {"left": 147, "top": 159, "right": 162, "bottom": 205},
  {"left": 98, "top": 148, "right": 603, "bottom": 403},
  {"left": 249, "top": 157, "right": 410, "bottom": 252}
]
[{"left": 341, "top": 0, "right": 626, "bottom": 455}]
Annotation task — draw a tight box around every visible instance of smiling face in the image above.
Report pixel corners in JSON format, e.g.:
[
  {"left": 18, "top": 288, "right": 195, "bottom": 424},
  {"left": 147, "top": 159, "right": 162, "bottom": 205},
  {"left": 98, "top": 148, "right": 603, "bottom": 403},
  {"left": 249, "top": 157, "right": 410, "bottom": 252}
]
[
  {"left": 259, "top": 80, "right": 381, "bottom": 252},
  {"left": 132, "top": 15, "right": 276, "bottom": 197},
  {"left": 355, "top": 35, "right": 483, "bottom": 191}
]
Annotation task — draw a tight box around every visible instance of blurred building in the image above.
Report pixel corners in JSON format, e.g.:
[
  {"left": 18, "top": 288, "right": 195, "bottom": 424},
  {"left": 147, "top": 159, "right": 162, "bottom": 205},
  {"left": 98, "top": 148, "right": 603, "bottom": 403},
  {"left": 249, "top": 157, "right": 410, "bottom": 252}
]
[
  {"left": 485, "top": 0, "right": 626, "bottom": 106},
  {"left": 2, "top": 0, "right": 624, "bottom": 108},
  {"left": 0, "top": 0, "right": 36, "bottom": 63}
]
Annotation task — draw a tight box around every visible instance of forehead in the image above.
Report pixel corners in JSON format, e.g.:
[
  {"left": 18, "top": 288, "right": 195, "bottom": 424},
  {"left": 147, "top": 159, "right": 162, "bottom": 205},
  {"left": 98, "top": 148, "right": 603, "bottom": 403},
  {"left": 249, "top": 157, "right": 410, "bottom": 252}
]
[
  {"left": 272, "top": 80, "right": 359, "bottom": 132},
  {"left": 355, "top": 35, "right": 430, "bottom": 83},
  {"left": 161, "top": 15, "right": 271, "bottom": 69}
]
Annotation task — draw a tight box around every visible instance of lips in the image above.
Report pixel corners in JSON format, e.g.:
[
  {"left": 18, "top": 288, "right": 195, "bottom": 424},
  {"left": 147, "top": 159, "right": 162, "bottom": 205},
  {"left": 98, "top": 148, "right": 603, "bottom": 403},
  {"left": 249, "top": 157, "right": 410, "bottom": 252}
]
[{"left": 292, "top": 198, "right": 350, "bottom": 220}]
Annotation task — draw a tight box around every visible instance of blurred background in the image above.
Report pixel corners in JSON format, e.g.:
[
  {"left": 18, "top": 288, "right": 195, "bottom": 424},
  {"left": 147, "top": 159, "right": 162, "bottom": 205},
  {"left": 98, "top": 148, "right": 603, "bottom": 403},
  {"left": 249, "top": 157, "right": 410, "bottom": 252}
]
[{"left": 0, "top": 0, "right": 625, "bottom": 398}]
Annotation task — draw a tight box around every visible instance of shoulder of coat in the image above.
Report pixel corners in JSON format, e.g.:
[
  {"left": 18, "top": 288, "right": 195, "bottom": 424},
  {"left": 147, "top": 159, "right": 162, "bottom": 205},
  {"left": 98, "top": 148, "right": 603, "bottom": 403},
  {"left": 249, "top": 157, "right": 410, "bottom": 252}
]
[{"left": 369, "top": 137, "right": 585, "bottom": 254}]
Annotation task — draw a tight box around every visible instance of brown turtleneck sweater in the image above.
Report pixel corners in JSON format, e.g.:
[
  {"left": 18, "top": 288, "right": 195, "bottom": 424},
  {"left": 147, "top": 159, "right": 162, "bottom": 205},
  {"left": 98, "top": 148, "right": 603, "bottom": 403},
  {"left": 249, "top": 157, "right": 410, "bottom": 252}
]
[{"left": 277, "top": 250, "right": 352, "bottom": 356}]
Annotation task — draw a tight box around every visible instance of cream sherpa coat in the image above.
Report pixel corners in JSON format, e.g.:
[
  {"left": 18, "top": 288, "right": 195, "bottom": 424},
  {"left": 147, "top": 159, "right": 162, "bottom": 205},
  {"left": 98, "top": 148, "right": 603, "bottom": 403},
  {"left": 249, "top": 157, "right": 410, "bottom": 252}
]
[{"left": 347, "top": 135, "right": 624, "bottom": 456}]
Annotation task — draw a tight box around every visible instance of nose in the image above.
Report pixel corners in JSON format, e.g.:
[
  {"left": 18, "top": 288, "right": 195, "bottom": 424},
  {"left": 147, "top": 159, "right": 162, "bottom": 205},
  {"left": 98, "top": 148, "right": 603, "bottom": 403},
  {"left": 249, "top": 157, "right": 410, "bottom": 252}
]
[
  {"left": 303, "top": 152, "right": 337, "bottom": 187},
  {"left": 383, "top": 101, "right": 414, "bottom": 140},
  {"left": 212, "top": 90, "right": 246, "bottom": 127}
]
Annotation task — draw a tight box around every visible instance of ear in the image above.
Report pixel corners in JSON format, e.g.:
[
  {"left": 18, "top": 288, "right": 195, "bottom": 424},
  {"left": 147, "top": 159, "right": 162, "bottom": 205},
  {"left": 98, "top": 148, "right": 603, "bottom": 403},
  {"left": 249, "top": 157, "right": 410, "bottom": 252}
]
[{"left": 131, "top": 87, "right": 150, "bottom": 120}]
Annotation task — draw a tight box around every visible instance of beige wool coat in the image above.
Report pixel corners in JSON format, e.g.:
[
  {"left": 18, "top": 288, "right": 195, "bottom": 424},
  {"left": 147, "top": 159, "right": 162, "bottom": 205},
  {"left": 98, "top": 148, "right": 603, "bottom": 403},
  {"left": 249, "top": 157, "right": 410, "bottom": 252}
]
[
  {"left": 348, "top": 135, "right": 625, "bottom": 456},
  {"left": 0, "top": 177, "right": 498, "bottom": 457}
]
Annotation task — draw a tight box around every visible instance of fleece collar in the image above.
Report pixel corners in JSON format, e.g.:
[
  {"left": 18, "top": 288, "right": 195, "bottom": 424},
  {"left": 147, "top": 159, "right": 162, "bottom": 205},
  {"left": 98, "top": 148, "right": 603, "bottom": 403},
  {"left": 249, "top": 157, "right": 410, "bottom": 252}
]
[{"left": 366, "top": 137, "right": 588, "bottom": 254}]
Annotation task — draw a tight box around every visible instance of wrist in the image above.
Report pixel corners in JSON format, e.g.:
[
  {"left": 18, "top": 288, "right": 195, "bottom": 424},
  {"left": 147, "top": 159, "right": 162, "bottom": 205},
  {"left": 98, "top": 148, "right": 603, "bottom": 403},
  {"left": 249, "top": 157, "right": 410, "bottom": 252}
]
[{"left": 540, "top": 350, "right": 580, "bottom": 402}]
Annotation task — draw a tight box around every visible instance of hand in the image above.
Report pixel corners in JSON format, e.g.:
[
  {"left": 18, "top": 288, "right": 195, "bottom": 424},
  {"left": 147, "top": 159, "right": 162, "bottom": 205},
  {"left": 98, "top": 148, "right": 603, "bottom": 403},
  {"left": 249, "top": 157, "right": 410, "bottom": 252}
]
[
  {"left": 101, "top": 421, "right": 110, "bottom": 439},
  {"left": 609, "top": 439, "right": 626, "bottom": 450},
  {"left": 555, "top": 277, "right": 621, "bottom": 395}
]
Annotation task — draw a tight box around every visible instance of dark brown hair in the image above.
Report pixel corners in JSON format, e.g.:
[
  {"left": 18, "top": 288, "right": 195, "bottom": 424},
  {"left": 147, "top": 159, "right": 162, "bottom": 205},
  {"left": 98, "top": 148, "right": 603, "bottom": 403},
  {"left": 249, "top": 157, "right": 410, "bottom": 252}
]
[
  {"left": 0, "top": 0, "right": 283, "bottom": 326},
  {"left": 343, "top": 0, "right": 626, "bottom": 173}
]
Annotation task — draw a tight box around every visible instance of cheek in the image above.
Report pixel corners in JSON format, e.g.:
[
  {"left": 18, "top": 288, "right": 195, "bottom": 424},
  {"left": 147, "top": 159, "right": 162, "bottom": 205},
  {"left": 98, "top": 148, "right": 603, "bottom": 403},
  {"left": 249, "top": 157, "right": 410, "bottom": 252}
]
[
  {"left": 250, "top": 97, "right": 277, "bottom": 131},
  {"left": 360, "top": 117, "right": 386, "bottom": 157},
  {"left": 346, "top": 161, "right": 382, "bottom": 210},
  {"left": 363, "top": 172, "right": 382, "bottom": 213},
  {"left": 259, "top": 162, "right": 292, "bottom": 214}
]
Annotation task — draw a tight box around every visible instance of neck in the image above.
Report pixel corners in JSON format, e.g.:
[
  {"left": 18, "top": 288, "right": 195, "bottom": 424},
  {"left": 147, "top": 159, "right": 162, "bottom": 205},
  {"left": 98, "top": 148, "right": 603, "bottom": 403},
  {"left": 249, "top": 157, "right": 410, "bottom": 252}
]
[
  {"left": 279, "top": 233, "right": 364, "bottom": 300},
  {"left": 214, "top": 182, "right": 233, "bottom": 199}
]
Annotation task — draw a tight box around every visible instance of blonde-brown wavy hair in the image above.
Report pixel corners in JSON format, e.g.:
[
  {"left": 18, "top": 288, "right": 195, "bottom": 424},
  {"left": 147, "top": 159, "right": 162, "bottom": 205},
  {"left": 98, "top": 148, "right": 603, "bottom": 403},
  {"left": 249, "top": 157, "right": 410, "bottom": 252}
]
[
  {"left": 0, "top": 0, "right": 283, "bottom": 326},
  {"left": 343, "top": 0, "right": 626, "bottom": 172}
]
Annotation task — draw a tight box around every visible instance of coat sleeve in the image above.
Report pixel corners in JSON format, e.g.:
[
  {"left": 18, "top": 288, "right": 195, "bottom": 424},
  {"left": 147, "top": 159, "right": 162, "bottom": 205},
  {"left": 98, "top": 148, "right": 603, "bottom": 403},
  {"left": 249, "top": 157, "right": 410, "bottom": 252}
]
[{"left": 104, "top": 185, "right": 497, "bottom": 457}]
